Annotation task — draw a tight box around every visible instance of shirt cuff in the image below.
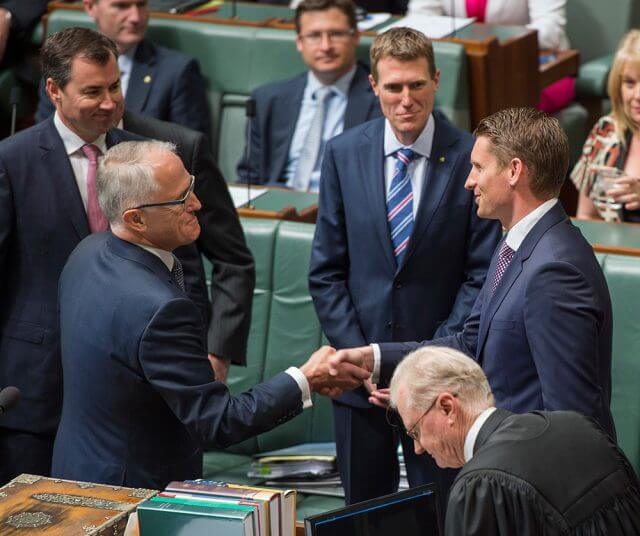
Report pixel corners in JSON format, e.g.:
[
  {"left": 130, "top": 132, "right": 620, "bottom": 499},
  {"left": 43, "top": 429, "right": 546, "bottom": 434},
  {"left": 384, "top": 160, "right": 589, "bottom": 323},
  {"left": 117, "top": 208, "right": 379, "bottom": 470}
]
[
  {"left": 371, "top": 344, "right": 381, "bottom": 384},
  {"left": 285, "top": 367, "right": 313, "bottom": 409}
]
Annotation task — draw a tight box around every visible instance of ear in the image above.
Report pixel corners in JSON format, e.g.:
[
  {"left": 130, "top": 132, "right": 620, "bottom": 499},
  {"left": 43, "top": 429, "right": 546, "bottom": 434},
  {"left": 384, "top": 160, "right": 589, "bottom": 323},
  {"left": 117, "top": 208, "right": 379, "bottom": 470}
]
[
  {"left": 295, "top": 34, "right": 304, "bottom": 54},
  {"left": 46, "top": 78, "right": 61, "bottom": 106},
  {"left": 507, "top": 157, "right": 525, "bottom": 188},
  {"left": 122, "top": 209, "right": 146, "bottom": 232},
  {"left": 368, "top": 74, "right": 379, "bottom": 97},
  {"left": 432, "top": 69, "right": 441, "bottom": 92},
  {"left": 437, "top": 392, "right": 458, "bottom": 420},
  {"left": 83, "top": 0, "right": 98, "bottom": 19}
]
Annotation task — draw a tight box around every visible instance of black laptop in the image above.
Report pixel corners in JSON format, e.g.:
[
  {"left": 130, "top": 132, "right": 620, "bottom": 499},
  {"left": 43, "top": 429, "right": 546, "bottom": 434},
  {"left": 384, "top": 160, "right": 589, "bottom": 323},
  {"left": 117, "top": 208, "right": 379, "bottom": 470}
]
[{"left": 304, "top": 483, "right": 443, "bottom": 536}]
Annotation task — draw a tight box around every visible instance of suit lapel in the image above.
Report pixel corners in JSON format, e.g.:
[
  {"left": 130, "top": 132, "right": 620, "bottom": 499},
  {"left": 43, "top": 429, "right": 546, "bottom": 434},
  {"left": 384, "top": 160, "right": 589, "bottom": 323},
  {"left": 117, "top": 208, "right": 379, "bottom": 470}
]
[
  {"left": 344, "top": 64, "right": 374, "bottom": 129},
  {"left": 40, "top": 118, "right": 90, "bottom": 240},
  {"left": 357, "top": 119, "right": 396, "bottom": 271},
  {"left": 476, "top": 203, "right": 569, "bottom": 356},
  {"left": 400, "top": 112, "right": 462, "bottom": 271},
  {"left": 271, "top": 74, "right": 306, "bottom": 182},
  {"left": 125, "top": 40, "right": 156, "bottom": 114}
]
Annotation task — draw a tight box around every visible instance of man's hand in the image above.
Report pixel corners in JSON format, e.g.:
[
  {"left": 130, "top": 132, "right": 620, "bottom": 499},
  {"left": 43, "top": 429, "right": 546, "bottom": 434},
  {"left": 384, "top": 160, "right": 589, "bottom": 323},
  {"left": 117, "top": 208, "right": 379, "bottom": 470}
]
[
  {"left": 300, "top": 346, "right": 370, "bottom": 398},
  {"left": 208, "top": 353, "right": 231, "bottom": 384},
  {"left": 329, "top": 346, "right": 375, "bottom": 377}
]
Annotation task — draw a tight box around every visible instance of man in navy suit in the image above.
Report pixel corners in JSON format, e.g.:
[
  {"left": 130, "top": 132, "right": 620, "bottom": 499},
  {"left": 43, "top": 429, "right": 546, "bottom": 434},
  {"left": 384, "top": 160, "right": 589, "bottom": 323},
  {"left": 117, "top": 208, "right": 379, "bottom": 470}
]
[
  {"left": 36, "top": 0, "right": 211, "bottom": 139},
  {"left": 237, "top": 0, "right": 381, "bottom": 190},
  {"left": 52, "top": 140, "right": 370, "bottom": 489},
  {"left": 309, "top": 27, "right": 501, "bottom": 504},
  {"left": 0, "top": 27, "right": 208, "bottom": 485},
  {"left": 334, "top": 107, "right": 616, "bottom": 442}
]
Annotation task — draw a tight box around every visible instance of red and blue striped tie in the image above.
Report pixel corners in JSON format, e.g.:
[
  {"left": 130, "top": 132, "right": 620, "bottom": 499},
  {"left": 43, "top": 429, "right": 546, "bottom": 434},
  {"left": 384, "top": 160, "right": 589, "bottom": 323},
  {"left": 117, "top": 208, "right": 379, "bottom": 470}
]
[{"left": 387, "top": 148, "right": 416, "bottom": 264}]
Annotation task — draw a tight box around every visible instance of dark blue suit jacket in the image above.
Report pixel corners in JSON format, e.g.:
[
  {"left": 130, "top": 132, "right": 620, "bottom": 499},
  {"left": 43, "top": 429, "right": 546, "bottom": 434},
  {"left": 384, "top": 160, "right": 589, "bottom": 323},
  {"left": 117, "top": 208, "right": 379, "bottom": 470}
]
[
  {"left": 237, "top": 63, "right": 382, "bottom": 185},
  {"left": 0, "top": 117, "right": 208, "bottom": 437},
  {"left": 380, "top": 202, "right": 616, "bottom": 438},
  {"left": 36, "top": 38, "right": 211, "bottom": 139},
  {"left": 309, "top": 112, "right": 502, "bottom": 408},
  {"left": 52, "top": 233, "right": 302, "bottom": 489}
]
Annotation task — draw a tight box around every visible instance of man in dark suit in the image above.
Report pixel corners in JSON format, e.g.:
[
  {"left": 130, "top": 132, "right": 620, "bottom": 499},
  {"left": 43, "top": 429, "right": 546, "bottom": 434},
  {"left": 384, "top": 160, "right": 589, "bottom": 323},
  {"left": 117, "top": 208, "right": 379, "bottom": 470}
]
[
  {"left": 237, "top": 0, "right": 381, "bottom": 190},
  {"left": 389, "top": 347, "right": 640, "bottom": 535},
  {"left": 36, "top": 0, "right": 211, "bottom": 139},
  {"left": 0, "top": 27, "right": 208, "bottom": 485},
  {"left": 52, "top": 139, "right": 370, "bottom": 489},
  {"left": 121, "top": 110, "right": 255, "bottom": 380},
  {"left": 335, "top": 107, "right": 616, "bottom": 439},
  {"left": 309, "top": 27, "right": 501, "bottom": 504}
]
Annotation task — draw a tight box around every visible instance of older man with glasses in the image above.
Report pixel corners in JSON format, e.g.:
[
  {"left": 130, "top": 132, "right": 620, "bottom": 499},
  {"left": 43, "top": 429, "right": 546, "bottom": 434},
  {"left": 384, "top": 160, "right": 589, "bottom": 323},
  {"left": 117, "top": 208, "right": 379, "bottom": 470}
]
[
  {"left": 51, "top": 139, "right": 372, "bottom": 490},
  {"left": 389, "top": 346, "right": 640, "bottom": 536},
  {"left": 237, "top": 0, "right": 381, "bottom": 191}
]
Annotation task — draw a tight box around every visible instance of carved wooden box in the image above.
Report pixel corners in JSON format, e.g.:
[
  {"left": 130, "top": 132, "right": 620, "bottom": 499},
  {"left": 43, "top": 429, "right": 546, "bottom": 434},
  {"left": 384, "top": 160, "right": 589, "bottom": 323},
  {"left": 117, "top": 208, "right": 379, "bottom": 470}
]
[{"left": 0, "top": 474, "right": 157, "bottom": 535}]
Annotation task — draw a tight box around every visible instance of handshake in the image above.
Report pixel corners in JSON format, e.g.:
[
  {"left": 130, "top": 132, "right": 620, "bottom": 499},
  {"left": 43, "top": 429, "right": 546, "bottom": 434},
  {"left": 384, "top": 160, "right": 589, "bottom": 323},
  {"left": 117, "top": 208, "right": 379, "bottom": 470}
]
[{"left": 299, "top": 345, "right": 376, "bottom": 398}]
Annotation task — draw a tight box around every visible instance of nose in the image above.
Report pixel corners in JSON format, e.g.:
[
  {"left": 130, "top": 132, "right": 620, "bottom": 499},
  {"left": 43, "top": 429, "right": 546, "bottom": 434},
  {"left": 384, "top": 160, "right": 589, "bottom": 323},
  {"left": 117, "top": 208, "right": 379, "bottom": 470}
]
[
  {"left": 127, "top": 5, "right": 142, "bottom": 23},
  {"left": 319, "top": 32, "right": 332, "bottom": 50},
  {"left": 400, "top": 87, "right": 412, "bottom": 107},
  {"left": 187, "top": 191, "right": 202, "bottom": 212},
  {"left": 99, "top": 91, "right": 116, "bottom": 111},
  {"left": 464, "top": 170, "right": 476, "bottom": 191}
]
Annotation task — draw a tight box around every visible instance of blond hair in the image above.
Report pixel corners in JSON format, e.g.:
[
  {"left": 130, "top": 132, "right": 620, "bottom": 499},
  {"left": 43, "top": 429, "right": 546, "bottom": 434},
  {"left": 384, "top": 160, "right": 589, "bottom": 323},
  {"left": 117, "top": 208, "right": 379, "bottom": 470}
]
[
  {"left": 608, "top": 29, "right": 640, "bottom": 143},
  {"left": 370, "top": 27, "right": 436, "bottom": 81}
]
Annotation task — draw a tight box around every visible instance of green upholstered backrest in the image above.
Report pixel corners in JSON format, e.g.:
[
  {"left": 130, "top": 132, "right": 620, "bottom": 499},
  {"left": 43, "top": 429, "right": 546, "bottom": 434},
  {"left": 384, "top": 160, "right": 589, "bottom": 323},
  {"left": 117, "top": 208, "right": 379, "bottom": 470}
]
[
  {"left": 601, "top": 254, "right": 640, "bottom": 476},
  {"left": 566, "top": 0, "right": 640, "bottom": 63}
]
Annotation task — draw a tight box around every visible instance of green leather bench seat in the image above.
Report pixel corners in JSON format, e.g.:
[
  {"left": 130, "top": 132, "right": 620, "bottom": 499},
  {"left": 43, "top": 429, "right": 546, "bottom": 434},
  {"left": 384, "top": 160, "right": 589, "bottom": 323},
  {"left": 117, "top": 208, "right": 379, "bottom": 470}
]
[{"left": 45, "top": 8, "right": 471, "bottom": 183}]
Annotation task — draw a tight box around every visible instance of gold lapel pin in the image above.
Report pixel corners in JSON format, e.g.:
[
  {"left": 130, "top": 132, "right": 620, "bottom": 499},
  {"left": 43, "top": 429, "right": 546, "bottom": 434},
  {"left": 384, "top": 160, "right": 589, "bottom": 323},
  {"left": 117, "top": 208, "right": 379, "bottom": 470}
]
[
  {"left": 439, "top": 156, "right": 446, "bottom": 163},
  {"left": 143, "top": 75, "right": 152, "bottom": 84}
]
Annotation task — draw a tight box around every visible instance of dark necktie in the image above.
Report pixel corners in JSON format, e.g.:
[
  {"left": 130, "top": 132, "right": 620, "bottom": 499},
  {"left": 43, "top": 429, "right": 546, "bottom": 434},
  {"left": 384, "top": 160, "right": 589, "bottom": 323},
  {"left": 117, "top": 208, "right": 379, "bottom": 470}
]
[
  {"left": 171, "top": 256, "right": 185, "bottom": 291},
  {"left": 491, "top": 242, "right": 515, "bottom": 293}
]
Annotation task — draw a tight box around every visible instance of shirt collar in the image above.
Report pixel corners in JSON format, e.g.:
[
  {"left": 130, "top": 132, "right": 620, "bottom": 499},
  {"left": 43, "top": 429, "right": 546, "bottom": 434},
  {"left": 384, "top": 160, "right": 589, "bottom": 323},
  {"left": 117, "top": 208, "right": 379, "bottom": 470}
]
[
  {"left": 464, "top": 407, "right": 497, "bottom": 462},
  {"left": 504, "top": 198, "right": 558, "bottom": 251},
  {"left": 306, "top": 64, "right": 357, "bottom": 99},
  {"left": 53, "top": 112, "right": 108, "bottom": 156},
  {"left": 138, "top": 244, "right": 175, "bottom": 271},
  {"left": 384, "top": 113, "right": 435, "bottom": 159},
  {"left": 117, "top": 44, "right": 137, "bottom": 75}
]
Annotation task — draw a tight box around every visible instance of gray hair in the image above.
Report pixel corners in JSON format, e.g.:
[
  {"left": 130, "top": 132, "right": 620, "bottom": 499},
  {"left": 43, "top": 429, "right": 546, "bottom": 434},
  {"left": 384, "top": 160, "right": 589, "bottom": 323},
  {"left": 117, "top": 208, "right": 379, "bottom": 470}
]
[
  {"left": 389, "top": 346, "right": 494, "bottom": 417},
  {"left": 97, "top": 140, "right": 176, "bottom": 227}
]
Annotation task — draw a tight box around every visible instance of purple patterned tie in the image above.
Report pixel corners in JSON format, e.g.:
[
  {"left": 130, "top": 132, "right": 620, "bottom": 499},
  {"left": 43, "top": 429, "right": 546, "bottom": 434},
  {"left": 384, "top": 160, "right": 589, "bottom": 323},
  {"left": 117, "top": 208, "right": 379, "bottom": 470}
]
[
  {"left": 81, "top": 144, "right": 109, "bottom": 233},
  {"left": 491, "top": 242, "right": 515, "bottom": 293}
]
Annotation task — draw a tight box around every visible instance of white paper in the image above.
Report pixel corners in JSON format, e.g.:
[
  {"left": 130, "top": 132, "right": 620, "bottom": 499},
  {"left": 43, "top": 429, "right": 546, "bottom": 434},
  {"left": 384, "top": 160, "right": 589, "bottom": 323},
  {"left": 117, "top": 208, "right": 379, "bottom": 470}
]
[
  {"left": 358, "top": 13, "right": 392, "bottom": 31},
  {"left": 228, "top": 185, "right": 268, "bottom": 208},
  {"left": 381, "top": 14, "right": 475, "bottom": 39}
]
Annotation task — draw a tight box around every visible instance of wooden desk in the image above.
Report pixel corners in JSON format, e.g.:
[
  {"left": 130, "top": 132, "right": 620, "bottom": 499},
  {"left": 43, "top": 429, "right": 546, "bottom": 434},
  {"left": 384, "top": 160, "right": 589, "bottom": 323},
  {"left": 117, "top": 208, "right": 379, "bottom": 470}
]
[
  {"left": 572, "top": 218, "right": 640, "bottom": 257},
  {"left": 235, "top": 186, "right": 319, "bottom": 223}
]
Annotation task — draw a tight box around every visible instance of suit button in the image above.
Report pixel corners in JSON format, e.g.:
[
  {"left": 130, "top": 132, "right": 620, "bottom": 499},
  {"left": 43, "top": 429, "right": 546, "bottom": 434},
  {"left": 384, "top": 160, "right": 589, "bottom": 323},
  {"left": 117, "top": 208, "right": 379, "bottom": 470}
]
[
  {"left": 386, "top": 322, "right": 392, "bottom": 329},
  {"left": 395, "top": 281, "right": 403, "bottom": 289}
]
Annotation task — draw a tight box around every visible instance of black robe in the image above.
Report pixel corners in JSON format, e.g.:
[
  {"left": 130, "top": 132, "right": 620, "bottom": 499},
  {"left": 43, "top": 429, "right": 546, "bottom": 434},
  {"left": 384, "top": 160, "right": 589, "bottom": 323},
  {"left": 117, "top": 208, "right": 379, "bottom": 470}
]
[{"left": 446, "top": 409, "right": 640, "bottom": 535}]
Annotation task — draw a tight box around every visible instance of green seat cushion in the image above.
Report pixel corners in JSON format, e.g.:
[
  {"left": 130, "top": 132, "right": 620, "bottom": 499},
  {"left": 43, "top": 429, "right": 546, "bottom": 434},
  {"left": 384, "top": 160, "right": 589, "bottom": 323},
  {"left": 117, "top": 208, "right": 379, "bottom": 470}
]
[{"left": 554, "top": 102, "right": 588, "bottom": 167}]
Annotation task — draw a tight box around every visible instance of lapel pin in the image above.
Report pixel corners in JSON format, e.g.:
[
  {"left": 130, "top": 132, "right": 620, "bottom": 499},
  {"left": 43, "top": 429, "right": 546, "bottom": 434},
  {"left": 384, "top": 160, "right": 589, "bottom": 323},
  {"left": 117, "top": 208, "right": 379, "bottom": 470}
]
[
  {"left": 439, "top": 156, "right": 446, "bottom": 163},
  {"left": 143, "top": 75, "right": 152, "bottom": 84}
]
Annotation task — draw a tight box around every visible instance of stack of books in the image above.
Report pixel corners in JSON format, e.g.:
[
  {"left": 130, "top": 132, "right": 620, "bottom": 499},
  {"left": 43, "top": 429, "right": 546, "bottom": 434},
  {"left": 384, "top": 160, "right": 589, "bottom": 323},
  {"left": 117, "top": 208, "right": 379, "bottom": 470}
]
[{"left": 137, "top": 480, "right": 296, "bottom": 536}]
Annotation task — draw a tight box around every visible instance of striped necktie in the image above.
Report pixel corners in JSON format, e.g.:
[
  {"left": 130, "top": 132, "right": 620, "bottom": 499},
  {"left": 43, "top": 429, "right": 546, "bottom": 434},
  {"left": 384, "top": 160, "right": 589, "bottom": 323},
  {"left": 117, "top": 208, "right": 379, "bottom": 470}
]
[
  {"left": 171, "top": 255, "right": 185, "bottom": 292},
  {"left": 387, "top": 148, "right": 416, "bottom": 264}
]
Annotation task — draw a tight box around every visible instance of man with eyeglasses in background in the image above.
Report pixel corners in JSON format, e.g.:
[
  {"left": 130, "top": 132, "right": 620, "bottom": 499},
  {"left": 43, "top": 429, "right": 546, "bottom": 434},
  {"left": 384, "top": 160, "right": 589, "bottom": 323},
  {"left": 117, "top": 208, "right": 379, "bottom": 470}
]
[
  {"left": 237, "top": 0, "right": 381, "bottom": 191},
  {"left": 0, "top": 27, "right": 208, "bottom": 485}
]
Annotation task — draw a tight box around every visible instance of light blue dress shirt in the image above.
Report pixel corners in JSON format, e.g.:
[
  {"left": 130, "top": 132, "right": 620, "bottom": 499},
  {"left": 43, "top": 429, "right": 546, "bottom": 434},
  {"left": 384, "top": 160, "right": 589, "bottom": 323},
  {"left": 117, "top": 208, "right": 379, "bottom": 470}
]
[
  {"left": 118, "top": 45, "right": 137, "bottom": 98},
  {"left": 284, "top": 65, "right": 357, "bottom": 191}
]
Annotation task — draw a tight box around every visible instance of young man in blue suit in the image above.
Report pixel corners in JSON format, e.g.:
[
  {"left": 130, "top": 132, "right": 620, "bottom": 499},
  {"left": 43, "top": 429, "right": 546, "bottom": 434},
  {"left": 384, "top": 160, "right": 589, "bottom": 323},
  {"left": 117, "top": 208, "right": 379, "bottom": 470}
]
[
  {"left": 335, "top": 107, "right": 616, "bottom": 441},
  {"left": 36, "top": 0, "right": 211, "bottom": 139},
  {"left": 0, "top": 27, "right": 209, "bottom": 485},
  {"left": 52, "top": 140, "right": 370, "bottom": 489},
  {"left": 237, "top": 0, "right": 382, "bottom": 191},
  {"left": 309, "top": 27, "right": 501, "bottom": 504}
]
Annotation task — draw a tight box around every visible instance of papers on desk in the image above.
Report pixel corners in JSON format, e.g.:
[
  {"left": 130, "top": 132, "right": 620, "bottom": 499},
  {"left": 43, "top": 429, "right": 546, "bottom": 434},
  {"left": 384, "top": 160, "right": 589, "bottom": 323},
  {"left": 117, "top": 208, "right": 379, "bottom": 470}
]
[
  {"left": 358, "top": 13, "right": 392, "bottom": 31},
  {"left": 228, "top": 185, "right": 268, "bottom": 209},
  {"left": 382, "top": 14, "right": 475, "bottom": 38}
]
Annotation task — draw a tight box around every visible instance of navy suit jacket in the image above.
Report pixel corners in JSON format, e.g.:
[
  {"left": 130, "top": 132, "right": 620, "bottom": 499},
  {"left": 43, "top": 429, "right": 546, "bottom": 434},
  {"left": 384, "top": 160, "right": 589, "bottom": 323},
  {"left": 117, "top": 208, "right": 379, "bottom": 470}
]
[
  {"left": 309, "top": 112, "right": 502, "bottom": 408},
  {"left": 380, "top": 202, "right": 616, "bottom": 438},
  {"left": 36, "top": 38, "right": 211, "bottom": 139},
  {"left": 237, "top": 63, "right": 382, "bottom": 185},
  {"left": 52, "top": 233, "right": 302, "bottom": 489},
  {"left": 0, "top": 117, "right": 208, "bottom": 436}
]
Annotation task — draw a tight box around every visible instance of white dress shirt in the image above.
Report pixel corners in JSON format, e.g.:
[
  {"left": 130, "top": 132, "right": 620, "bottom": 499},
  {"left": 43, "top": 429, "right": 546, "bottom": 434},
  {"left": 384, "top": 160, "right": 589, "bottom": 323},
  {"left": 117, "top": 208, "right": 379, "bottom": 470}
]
[
  {"left": 118, "top": 45, "right": 137, "bottom": 98},
  {"left": 370, "top": 198, "right": 559, "bottom": 383},
  {"left": 135, "top": 243, "right": 312, "bottom": 408},
  {"left": 284, "top": 65, "right": 356, "bottom": 190},
  {"left": 463, "top": 407, "right": 496, "bottom": 462},
  {"left": 53, "top": 113, "right": 107, "bottom": 212},
  {"left": 383, "top": 113, "right": 435, "bottom": 218}
]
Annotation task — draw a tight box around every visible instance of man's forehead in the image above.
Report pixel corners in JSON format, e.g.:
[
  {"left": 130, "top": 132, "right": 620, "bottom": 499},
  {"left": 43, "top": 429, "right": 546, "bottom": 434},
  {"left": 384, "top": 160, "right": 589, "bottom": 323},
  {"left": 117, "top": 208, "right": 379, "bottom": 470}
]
[
  {"left": 299, "top": 8, "right": 350, "bottom": 29},
  {"left": 69, "top": 54, "right": 118, "bottom": 80}
]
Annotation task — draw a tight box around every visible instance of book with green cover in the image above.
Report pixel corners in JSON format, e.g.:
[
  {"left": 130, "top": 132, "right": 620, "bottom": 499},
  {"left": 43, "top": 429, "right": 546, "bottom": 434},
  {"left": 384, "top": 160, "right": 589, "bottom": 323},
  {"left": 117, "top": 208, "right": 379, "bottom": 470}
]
[{"left": 138, "top": 496, "right": 255, "bottom": 536}]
